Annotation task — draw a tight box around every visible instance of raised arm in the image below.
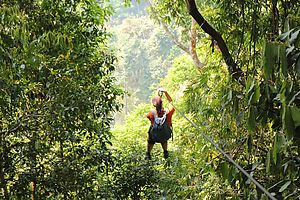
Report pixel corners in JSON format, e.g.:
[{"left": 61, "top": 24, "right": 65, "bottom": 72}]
[{"left": 158, "top": 88, "right": 172, "bottom": 102}]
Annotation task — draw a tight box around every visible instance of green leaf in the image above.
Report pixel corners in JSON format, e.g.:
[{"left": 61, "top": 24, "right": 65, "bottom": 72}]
[
  {"left": 279, "top": 82, "right": 287, "bottom": 105},
  {"left": 283, "top": 16, "right": 290, "bottom": 33},
  {"left": 266, "top": 150, "right": 271, "bottom": 174},
  {"left": 252, "top": 82, "right": 260, "bottom": 104},
  {"left": 279, "top": 181, "right": 291, "bottom": 193},
  {"left": 296, "top": 57, "right": 300, "bottom": 76},
  {"left": 283, "top": 161, "right": 291, "bottom": 174},
  {"left": 247, "top": 106, "right": 256, "bottom": 132},
  {"left": 289, "top": 29, "right": 300, "bottom": 45},
  {"left": 247, "top": 133, "right": 253, "bottom": 155},
  {"left": 288, "top": 91, "right": 300, "bottom": 106},
  {"left": 220, "top": 161, "right": 230, "bottom": 180},
  {"left": 278, "top": 28, "right": 294, "bottom": 41},
  {"left": 228, "top": 90, "right": 232, "bottom": 101},
  {"left": 283, "top": 106, "right": 295, "bottom": 139},
  {"left": 279, "top": 46, "right": 288, "bottom": 77},
  {"left": 247, "top": 92, "right": 254, "bottom": 106},
  {"left": 246, "top": 78, "right": 255, "bottom": 94},
  {"left": 272, "top": 134, "right": 281, "bottom": 165},
  {"left": 246, "top": 78, "right": 260, "bottom": 105},
  {"left": 290, "top": 106, "right": 300, "bottom": 127},
  {"left": 263, "top": 42, "right": 279, "bottom": 79}
]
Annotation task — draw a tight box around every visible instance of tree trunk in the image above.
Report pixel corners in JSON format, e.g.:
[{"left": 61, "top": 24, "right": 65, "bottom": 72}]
[
  {"left": 271, "top": 0, "right": 279, "bottom": 40},
  {"left": 185, "top": 0, "right": 245, "bottom": 86},
  {"left": 31, "top": 180, "right": 37, "bottom": 200},
  {"left": 190, "top": 18, "right": 204, "bottom": 70}
]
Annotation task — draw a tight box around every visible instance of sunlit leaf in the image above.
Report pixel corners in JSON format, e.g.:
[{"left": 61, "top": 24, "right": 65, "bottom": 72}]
[
  {"left": 286, "top": 46, "right": 294, "bottom": 56},
  {"left": 246, "top": 78, "right": 260, "bottom": 105},
  {"left": 283, "top": 17, "right": 290, "bottom": 32},
  {"left": 289, "top": 29, "right": 300, "bottom": 45},
  {"left": 252, "top": 82, "right": 260, "bottom": 104},
  {"left": 246, "top": 77, "right": 255, "bottom": 94},
  {"left": 278, "top": 28, "right": 294, "bottom": 41},
  {"left": 279, "top": 181, "right": 291, "bottom": 192}
]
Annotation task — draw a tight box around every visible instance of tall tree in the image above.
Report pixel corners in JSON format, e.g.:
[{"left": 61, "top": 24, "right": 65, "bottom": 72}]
[
  {"left": 0, "top": 0, "right": 120, "bottom": 198},
  {"left": 185, "top": 0, "right": 244, "bottom": 84},
  {"left": 144, "top": 0, "right": 300, "bottom": 198}
]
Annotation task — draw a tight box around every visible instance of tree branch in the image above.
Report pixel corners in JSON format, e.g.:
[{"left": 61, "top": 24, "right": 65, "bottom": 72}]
[
  {"left": 160, "top": 17, "right": 190, "bottom": 54},
  {"left": 190, "top": 18, "right": 205, "bottom": 70},
  {"left": 185, "top": 0, "right": 245, "bottom": 86},
  {"left": 147, "top": 0, "right": 189, "bottom": 54},
  {"left": 148, "top": 0, "right": 205, "bottom": 70}
]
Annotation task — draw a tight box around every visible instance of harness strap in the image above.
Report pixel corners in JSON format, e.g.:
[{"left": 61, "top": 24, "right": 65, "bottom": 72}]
[{"left": 152, "top": 110, "right": 167, "bottom": 125}]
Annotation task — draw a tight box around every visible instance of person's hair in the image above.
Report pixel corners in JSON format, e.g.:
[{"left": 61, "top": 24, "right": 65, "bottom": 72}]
[{"left": 152, "top": 96, "right": 163, "bottom": 115}]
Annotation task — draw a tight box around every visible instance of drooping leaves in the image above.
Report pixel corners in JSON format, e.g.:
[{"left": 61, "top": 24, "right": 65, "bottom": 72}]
[{"left": 263, "top": 42, "right": 279, "bottom": 80}]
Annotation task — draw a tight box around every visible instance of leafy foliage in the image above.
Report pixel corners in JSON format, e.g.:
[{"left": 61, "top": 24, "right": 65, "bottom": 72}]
[
  {"left": 108, "top": 147, "right": 159, "bottom": 200},
  {"left": 2, "top": 0, "right": 300, "bottom": 199},
  {"left": 110, "top": 0, "right": 300, "bottom": 199},
  {"left": 0, "top": 0, "right": 121, "bottom": 199}
]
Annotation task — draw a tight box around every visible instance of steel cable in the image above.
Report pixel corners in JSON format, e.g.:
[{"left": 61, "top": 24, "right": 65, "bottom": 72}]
[{"left": 170, "top": 102, "right": 277, "bottom": 200}]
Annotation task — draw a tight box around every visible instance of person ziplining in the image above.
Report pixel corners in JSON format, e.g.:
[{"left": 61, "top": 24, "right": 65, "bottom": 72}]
[
  {"left": 145, "top": 88, "right": 175, "bottom": 160},
  {"left": 143, "top": 88, "right": 276, "bottom": 199}
]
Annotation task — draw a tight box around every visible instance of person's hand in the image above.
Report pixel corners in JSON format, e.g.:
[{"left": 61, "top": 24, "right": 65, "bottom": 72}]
[
  {"left": 158, "top": 87, "right": 172, "bottom": 102},
  {"left": 158, "top": 88, "right": 167, "bottom": 93}
]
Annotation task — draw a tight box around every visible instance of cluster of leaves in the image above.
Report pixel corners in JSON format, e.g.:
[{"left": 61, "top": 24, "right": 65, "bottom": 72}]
[
  {"left": 110, "top": 0, "right": 300, "bottom": 199},
  {"left": 109, "top": 56, "right": 239, "bottom": 199},
  {"left": 108, "top": 147, "right": 159, "bottom": 199},
  {"left": 181, "top": 5, "right": 300, "bottom": 200},
  {"left": 0, "top": 0, "right": 121, "bottom": 199},
  {"left": 108, "top": 104, "right": 161, "bottom": 199},
  {"left": 146, "top": 0, "right": 300, "bottom": 198}
]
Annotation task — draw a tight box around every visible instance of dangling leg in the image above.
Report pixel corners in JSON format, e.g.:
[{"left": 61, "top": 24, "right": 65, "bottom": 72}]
[
  {"left": 146, "top": 142, "right": 154, "bottom": 160},
  {"left": 146, "top": 134, "right": 155, "bottom": 160},
  {"left": 161, "top": 142, "right": 169, "bottom": 159}
]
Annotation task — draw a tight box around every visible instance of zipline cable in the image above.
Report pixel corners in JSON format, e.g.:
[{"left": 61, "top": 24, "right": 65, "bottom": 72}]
[{"left": 170, "top": 102, "right": 277, "bottom": 200}]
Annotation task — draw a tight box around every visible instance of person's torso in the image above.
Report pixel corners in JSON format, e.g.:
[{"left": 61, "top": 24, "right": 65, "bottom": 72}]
[{"left": 151, "top": 108, "right": 172, "bottom": 127}]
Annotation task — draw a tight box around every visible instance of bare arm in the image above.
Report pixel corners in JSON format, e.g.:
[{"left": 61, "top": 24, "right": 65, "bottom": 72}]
[
  {"left": 164, "top": 91, "right": 172, "bottom": 102},
  {"left": 158, "top": 88, "right": 173, "bottom": 102}
]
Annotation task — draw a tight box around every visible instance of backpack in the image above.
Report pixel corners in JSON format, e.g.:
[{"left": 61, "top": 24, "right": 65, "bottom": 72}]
[{"left": 149, "top": 110, "right": 172, "bottom": 143}]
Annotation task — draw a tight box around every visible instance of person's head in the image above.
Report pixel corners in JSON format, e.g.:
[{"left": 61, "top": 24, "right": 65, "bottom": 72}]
[{"left": 152, "top": 96, "right": 162, "bottom": 111}]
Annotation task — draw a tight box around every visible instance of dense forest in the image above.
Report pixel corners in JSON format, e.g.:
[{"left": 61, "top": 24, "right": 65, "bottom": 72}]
[{"left": 1, "top": 0, "right": 300, "bottom": 199}]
